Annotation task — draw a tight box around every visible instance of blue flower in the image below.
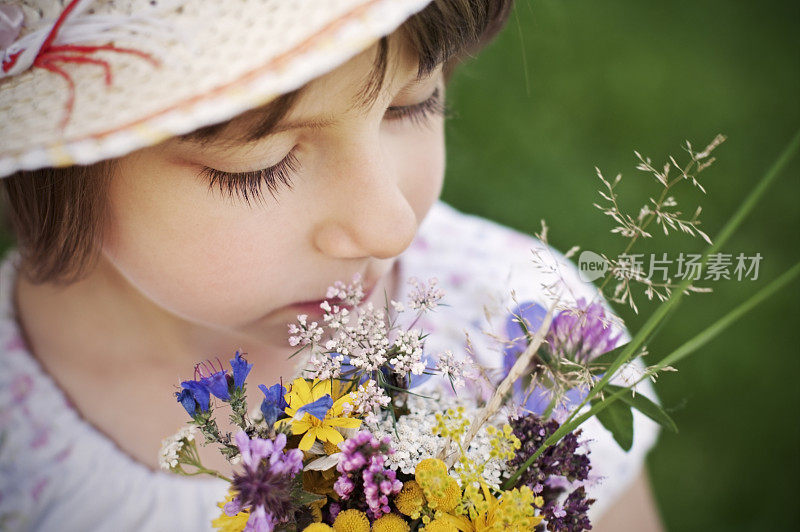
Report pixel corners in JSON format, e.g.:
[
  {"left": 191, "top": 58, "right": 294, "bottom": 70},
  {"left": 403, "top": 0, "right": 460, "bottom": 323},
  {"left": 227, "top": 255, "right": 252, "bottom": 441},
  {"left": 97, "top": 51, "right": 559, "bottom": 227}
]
[
  {"left": 200, "top": 370, "right": 230, "bottom": 401},
  {"left": 230, "top": 350, "right": 253, "bottom": 390},
  {"left": 259, "top": 383, "right": 288, "bottom": 426},
  {"left": 176, "top": 380, "right": 210, "bottom": 415},
  {"left": 296, "top": 394, "right": 333, "bottom": 421}
]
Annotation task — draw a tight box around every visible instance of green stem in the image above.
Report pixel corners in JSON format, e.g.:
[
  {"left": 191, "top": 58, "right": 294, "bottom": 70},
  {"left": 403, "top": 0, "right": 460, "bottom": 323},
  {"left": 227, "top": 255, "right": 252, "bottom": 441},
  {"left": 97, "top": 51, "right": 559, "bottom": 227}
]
[
  {"left": 503, "top": 128, "right": 800, "bottom": 489},
  {"left": 655, "top": 260, "right": 800, "bottom": 370},
  {"left": 504, "top": 259, "right": 800, "bottom": 490},
  {"left": 582, "top": 127, "right": 800, "bottom": 410}
]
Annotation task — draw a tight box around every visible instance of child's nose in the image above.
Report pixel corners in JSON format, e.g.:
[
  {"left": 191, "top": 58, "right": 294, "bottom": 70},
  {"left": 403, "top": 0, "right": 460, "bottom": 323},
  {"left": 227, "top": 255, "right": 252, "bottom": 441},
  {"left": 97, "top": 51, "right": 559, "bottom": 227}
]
[{"left": 312, "top": 147, "right": 418, "bottom": 260}]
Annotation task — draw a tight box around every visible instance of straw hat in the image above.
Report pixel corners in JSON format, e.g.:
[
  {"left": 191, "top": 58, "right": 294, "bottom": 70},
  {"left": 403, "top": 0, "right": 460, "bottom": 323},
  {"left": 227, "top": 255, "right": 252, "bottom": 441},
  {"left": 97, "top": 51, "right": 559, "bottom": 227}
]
[{"left": 0, "top": 0, "right": 434, "bottom": 178}]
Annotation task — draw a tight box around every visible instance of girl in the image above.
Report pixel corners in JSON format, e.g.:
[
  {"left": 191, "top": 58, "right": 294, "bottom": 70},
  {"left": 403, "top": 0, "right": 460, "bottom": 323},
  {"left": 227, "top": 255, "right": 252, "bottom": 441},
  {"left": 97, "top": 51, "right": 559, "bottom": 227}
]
[{"left": 0, "top": 1, "right": 661, "bottom": 530}]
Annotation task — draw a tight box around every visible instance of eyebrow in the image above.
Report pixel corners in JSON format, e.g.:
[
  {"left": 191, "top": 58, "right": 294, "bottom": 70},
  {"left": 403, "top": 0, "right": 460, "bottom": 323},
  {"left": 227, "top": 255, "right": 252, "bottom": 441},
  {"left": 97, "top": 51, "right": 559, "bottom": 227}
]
[
  {"left": 241, "top": 72, "right": 433, "bottom": 141},
  {"left": 180, "top": 64, "right": 435, "bottom": 146},
  {"left": 267, "top": 115, "right": 340, "bottom": 135}
]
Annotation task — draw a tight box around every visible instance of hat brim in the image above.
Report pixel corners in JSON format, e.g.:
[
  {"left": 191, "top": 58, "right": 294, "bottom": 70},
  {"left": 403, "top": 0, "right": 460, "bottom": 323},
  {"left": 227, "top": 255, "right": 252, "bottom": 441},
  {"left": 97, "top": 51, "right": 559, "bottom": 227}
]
[{"left": 0, "top": 0, "right": 433, "bottom": 178}]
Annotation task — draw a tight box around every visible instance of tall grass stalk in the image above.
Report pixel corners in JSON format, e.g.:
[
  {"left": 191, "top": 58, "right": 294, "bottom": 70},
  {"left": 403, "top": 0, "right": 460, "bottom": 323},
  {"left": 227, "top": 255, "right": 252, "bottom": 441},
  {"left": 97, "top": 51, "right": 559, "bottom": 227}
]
[{"left": 503, "top": 128, "right": 800, "bottom": 489}]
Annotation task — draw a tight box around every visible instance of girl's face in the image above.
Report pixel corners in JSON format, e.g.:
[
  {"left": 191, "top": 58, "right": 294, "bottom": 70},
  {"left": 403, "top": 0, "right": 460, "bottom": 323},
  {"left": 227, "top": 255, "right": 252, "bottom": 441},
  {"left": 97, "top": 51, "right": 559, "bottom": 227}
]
[{"left": 101, "top": 36, "right": 445, "bottom": 347}]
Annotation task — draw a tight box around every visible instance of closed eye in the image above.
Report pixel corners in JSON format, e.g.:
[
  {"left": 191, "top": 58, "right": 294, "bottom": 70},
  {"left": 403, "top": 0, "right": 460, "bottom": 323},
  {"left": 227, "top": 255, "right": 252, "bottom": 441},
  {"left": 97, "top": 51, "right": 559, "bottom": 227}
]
[{"left": 200, "top": 87, "right": 450, "bottom": 205}]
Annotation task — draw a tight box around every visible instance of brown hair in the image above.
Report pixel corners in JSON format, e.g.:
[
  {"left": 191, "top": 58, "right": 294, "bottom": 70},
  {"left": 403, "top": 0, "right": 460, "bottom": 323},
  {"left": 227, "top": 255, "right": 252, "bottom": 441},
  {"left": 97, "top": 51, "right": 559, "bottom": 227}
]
[{"left": 0, "top": 0, "right": 515, "bottom": 285}]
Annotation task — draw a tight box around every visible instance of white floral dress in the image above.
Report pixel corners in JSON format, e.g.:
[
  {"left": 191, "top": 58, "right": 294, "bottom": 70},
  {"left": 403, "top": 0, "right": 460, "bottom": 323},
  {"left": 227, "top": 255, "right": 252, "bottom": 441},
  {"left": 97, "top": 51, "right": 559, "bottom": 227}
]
[{"left": 0, "top": 200, "right": 659, "bottom": 531}]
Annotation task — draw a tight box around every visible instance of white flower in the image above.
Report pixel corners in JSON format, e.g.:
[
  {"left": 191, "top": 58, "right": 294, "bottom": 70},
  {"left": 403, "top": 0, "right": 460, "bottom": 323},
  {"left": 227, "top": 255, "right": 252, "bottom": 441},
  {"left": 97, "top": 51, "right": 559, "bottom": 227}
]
[
  {"left": 325, "top": 302, "right": 391, "bottom": 372},
  {"left": 367, "top": 402, "right": 443, "bottom": 475},
  {"left": 435, "top": 350, "right": 473, "bottom": 389},
  {"left": 389, "top": 329, "right": 426, "bottom": 376},
  {"left": 158, "top": 426, "right": 196, "bottom": 471},
  {"left": 348, "top": 380, "right": 390, "bottom": 424},
  {"left": 407, "top": 277, "right": 444, "bottom": 312},
  {"left": 326, "top": 274, "right": 365, "bottom": 307},
  {"left": 367, "top": 395, "right": 513, "bottom": 487},
  {"left": 288, "top": 315, "right": 323, "bottom": 347},
  {"left": 304, "top": 351, "right": 344, "bottom": 380}
]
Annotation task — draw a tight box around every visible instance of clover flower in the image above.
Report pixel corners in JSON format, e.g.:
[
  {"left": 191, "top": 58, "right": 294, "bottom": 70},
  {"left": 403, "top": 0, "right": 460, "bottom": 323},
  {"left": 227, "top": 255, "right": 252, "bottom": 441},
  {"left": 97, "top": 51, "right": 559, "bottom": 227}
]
[
  {"left": 502, "top": 299, "right": 622, "bottom": 415},
  {"left": 334, "top": 431, "right": 403, "bottom": 519},
  {"left": 227, "top": 431, "right": 304, "bottom": 531},
  {"left": 546, "top": 298, "right": 623, "bottom": 363}
]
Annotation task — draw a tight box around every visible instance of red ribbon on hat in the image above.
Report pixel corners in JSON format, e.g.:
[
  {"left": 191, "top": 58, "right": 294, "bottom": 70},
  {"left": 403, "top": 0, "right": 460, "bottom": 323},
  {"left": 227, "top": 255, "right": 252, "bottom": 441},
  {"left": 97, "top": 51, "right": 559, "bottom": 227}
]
[{"left": 3, "top": 0, "right": 160, "bottom": 129}]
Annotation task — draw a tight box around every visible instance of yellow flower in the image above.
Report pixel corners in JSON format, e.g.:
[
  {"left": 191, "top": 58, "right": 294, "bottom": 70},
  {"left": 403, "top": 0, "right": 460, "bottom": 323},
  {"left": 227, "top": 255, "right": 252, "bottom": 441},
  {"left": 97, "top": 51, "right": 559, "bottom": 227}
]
[
  {"left": 372, "top": 512, "right": 411, "bottom": 532},
  {"left": 303, "top": 524, "right": 334, "bottom": 532},
  {"left": 422, "top": 518, "right": 461, "bottom": 532},
  {"left": 280, "top": 378, "right": 362, "bottom": 451},
  {"left": 415, "top": 459, "right": 461, "bottom": 514},
  {"left": 303, "top": 468, "right": 339, "bottom": 499},
  {"left": 332, "top": 509, "right": 370, "bottom": 532},
  {"left": 415, "top": 458, "right": 448, "bottom": 477},
  {"left": 467, "top": 483, "right": 544, "bottom": 531},
  {"left": 395, "top": 480, "right": 426, "bottom": 517},
  {"left": 211, "top": 491, "right": 249, "bottom": 532}
]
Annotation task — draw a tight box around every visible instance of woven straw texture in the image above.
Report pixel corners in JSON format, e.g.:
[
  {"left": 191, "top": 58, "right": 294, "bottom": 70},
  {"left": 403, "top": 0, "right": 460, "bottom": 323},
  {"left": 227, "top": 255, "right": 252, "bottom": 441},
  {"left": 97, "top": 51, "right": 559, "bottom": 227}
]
[{"left": 0, "top": 0, "right": 433, "bottom": 177}]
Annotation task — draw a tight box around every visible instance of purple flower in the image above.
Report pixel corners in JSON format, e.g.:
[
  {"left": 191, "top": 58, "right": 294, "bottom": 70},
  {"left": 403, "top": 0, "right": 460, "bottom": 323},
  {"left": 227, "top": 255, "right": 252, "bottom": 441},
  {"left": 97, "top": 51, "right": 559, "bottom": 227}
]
[
  {"left": 230, "top": 350, "right": 253, "bottom": 390},
  {"left": 244, "top": 505, "right": 274, "bottom": 532},
  {"left": 543, "top": 486, "right": 595, "bottom": 532},
  {"left": 259, "top": 383, "right": 288, "bottom": 427},
  {"left": 503, "top": 301, "right": 547, "bottom": 408},
  {"left": 334, "top": 431, "right": 402, "bottom": 519},
  {"left": 504, "top": 301, "right": 548, "bottom": 369},
  {"left": 546, "top": 298, "right": 622, "bottom": 363},
  {"left": 508, "top": 413, "right": 593, "bottom": 531},
  {"left": 231, "top": 431, "right": 303, "bottom": 530},
  {"left": 501, "top": 300, "right": 623, "bottom": 415}
]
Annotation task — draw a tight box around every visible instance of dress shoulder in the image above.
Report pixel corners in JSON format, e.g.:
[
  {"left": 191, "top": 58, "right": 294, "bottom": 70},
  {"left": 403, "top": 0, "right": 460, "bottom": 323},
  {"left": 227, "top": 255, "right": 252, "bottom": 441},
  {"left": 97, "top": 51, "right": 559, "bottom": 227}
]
[{"left": 0, "top": 248, "right": 227, "bottom": 532}]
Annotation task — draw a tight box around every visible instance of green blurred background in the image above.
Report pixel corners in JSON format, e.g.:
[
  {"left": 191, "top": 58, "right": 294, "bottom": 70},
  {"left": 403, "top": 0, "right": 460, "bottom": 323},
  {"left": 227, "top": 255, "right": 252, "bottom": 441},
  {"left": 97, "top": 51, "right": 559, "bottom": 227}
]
[
  {"left": 0, "top": 0, "right": 797, "bottom": 530},
  {"left": 441, "top": 0, "right": 799, "bottom": 530}
]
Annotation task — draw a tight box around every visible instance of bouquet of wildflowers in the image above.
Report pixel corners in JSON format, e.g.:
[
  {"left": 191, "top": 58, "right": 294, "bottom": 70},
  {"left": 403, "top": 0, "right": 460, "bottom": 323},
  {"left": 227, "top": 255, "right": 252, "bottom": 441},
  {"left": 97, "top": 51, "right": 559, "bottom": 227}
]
[{"left": 161, "top": 134, "right": 800, "bottom": 531}]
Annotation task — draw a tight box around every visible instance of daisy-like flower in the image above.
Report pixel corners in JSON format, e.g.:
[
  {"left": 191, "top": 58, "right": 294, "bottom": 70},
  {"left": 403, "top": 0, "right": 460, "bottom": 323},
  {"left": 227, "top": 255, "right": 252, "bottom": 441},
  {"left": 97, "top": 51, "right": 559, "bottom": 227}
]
[{"left": 280, "top": 378, "right": 362, "bottom": 451}]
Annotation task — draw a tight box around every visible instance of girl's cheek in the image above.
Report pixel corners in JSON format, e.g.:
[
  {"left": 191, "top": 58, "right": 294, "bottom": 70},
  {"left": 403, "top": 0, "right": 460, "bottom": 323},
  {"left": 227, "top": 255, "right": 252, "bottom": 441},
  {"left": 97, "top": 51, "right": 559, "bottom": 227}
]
[
  {"left": 399, "top": 117, "right": 446, "bottom": 222},
  {"left": 101, "top": 152, "right": 300, "bottom": 327}
]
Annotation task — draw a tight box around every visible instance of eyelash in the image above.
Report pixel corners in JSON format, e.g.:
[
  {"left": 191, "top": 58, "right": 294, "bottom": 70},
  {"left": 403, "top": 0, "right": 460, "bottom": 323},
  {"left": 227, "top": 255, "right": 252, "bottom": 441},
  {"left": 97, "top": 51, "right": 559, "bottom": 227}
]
[{"left": 202, "top": 88, "right": 450, "bottom": 204}]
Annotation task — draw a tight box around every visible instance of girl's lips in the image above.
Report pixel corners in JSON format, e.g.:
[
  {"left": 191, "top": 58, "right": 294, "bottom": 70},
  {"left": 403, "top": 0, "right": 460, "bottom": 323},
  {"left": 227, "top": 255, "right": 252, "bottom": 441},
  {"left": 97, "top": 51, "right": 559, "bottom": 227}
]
[{"left": 288, "top": 280, "right": 379, "bottom": 315}]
